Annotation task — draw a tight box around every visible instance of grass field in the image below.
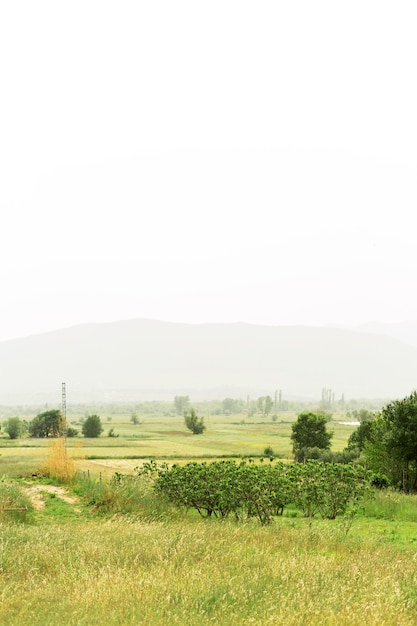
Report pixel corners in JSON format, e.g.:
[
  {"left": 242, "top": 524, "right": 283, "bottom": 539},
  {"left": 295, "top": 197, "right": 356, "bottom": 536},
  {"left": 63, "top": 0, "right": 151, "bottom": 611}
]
[{"left": 3, "top": 409, "right": 417, "bottom": 625}]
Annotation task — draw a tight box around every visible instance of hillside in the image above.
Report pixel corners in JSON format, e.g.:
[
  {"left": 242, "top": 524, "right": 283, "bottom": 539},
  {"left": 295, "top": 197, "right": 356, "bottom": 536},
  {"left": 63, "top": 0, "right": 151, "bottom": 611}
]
[{"left": 0, "top": 319, "right": 417, "bottom": 403}]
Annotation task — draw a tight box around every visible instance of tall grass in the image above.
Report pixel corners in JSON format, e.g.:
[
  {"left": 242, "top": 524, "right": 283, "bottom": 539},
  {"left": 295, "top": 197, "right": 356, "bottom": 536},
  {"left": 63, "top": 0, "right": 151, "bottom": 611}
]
[
  {"left": 75, "top": 473, "right": 178, "bottom": 522},
  {"left": 1, "top": 517, "right": 417, "bottom": 625},
  {"left": 39, "top": 438, "right": 76, "bottom": 482},
  {"left": 0, "top": 479, "right": 33, "bottom": 522}
]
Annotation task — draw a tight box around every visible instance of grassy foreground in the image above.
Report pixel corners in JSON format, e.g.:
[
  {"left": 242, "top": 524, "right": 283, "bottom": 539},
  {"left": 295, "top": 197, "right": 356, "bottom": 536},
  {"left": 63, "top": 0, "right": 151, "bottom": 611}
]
[{"left": 1, "top": 484, "right": 417, "bottom": 625}]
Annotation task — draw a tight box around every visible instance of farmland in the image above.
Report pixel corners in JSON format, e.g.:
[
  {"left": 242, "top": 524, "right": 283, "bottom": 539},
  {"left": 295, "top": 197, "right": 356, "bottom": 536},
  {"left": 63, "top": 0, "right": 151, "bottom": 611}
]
[{"left": 2, "top": 407, "right": 417, "bottom": 625}]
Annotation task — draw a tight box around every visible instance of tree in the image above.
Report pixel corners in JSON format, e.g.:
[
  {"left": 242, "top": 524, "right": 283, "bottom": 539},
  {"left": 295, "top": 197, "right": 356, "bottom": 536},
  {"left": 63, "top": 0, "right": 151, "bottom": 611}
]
[
  {"left": 372, "top": 391, "right": 417, "bottom": 491},
  {"left": 184, "top": 408, "right": 205, "bottom": 435},
  {"left": 130, "top": 411, "right": 140, "bottom": 425},
  {"left": 347, "top": 417, "right": 376, "bottom": 452},
  {"left": 29, "top": 410, "right": 63, "bottom": 438},
  {"left": 256, "top": 396, "right": 273, "bottom": 419},
  {"left": 174, "top": 395, "right": 190, "bottom": 415},
  {"left": 4, "top": 417, "right": 22, "bottom": 440},
  {"left": 82, "top": 414, "right": 103, "bottom": 438},
  {"left": 291, "top": 412, "right": 333, "bottom": 462}
]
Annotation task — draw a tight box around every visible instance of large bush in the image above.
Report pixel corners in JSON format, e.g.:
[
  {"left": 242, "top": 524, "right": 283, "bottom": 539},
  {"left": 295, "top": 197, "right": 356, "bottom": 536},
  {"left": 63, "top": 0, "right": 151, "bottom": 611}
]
[{"left": 81, "top": 414, "right": 103, "bottom": 438}]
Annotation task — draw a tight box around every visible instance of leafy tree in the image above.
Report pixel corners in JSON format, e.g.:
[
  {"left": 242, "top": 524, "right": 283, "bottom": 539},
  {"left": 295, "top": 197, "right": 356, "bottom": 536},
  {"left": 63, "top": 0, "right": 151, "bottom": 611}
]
[
  {"left": 82, "top": 414, "right": 103, "bottom": 438},
  {"left": 4, "top": 417, "right": 22, "bottom": 440},
  {"left": 29, "top": 410, "right": 63, "bottom": 438},
  {"left": 372, "top": 391, "right": 417, "bottom": 491},
  {"left": 347, "top": 418, "right": 377, "bottom": 452},
  {"left": 291, "top": 412, "right": 333, "bottom": 462},
  {"left": 184, "top": 408, "right": 205, "bottom": 435},
  {"left": 174, "top": 395, "right": 190, "bottom": 415},
  {"left": 66, "top": 426, "right": 79, "bottom": 438}
]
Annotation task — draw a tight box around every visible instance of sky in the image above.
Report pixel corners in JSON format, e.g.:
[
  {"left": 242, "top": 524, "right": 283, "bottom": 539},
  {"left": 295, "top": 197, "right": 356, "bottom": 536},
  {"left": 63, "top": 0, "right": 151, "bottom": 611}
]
[{"left": 1, "top": 1, "right": 416, "bottom": 341}]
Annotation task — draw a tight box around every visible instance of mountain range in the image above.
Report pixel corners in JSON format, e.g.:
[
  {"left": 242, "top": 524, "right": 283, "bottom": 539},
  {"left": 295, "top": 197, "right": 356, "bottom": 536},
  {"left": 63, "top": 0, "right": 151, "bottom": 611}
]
[{"left": 1, "top": 318, "right": 417, "bottom": 404}]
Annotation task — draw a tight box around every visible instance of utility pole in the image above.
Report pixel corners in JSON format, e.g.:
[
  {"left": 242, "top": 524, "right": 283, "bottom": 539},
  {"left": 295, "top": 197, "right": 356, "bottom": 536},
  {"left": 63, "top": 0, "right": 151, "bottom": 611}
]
[{"left": 62, "top": 382, "right": 67, "bottom": 443}]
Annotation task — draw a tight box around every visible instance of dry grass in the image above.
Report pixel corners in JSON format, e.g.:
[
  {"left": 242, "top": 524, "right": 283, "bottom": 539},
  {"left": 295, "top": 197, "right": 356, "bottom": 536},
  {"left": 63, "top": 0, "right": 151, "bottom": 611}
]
[{"left": 38, "top": 438, "right": 76, "bottom": 482}]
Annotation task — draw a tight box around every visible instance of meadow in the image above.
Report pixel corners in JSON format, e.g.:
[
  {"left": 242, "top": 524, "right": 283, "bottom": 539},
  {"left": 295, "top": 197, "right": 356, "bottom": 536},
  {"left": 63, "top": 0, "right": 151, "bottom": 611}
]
[{"left": 2, "top": 408, "right": 417, "bottom": 625}]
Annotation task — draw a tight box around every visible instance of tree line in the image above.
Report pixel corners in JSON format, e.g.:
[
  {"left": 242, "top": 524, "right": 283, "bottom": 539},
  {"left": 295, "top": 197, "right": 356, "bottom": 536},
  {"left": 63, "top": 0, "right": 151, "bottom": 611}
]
[{"left": 1, "top": 410, "right": 103, "bottom": 439}]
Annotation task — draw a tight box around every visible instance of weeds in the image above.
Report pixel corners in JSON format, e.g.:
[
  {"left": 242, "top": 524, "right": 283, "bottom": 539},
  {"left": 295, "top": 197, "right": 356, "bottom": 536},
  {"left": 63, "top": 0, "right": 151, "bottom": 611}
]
[
  {"left": 0, "top": 478, "right": 33, "bottom": 522},
  {"left": 38, "top": 438, "right": 76, "bottom": 483}
]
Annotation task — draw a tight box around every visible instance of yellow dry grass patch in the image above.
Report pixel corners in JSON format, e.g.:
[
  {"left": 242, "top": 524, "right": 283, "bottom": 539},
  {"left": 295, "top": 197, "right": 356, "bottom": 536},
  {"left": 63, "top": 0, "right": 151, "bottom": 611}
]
[{"left": 39, "top": 438, "right": 76, "bottom": 482}]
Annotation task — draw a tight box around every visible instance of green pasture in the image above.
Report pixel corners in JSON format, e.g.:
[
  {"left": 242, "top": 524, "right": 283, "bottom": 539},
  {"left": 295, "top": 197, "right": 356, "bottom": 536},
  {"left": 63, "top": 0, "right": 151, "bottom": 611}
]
[{"left": 0, "top": 412, "right": 357, "bottom": 477}]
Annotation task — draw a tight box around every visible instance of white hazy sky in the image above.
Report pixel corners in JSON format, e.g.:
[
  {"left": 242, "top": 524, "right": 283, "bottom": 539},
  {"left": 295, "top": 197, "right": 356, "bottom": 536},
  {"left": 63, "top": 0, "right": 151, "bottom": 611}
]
[{"left": 1, "top": 1, "right": 416, "bottom": 341}]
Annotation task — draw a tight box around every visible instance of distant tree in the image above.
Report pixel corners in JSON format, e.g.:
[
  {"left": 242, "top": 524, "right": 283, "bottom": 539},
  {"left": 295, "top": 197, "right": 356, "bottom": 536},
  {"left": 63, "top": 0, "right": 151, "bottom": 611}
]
[
  {"left": 291, "top": 412, "right": 333, "bottom": 462},
  {"left": 174, "top": 395, "right": 190, "bottom": 415},
  {"left": 184, "top": 408, "right": 205, "bottom": 435},
  {"left": 4, "top": 417, "right": 22, "bottom": 440},
  {"left": 29, "top": 410, "right": 63, "bottom": 438},
  {"left": 82, "top": 414, "right": 103, "bottom": 438},
  {"left": 256, "top": 396, "right": 273, "bottom": 419},
  {"left": 357, "top": 409, "right": 375, "bottom": 423},
  {"left": 66, "top": 426, "right": 79, "bottom": 438},
  {"left": 130, "top": 411, "right": 140, "bottom": 425},
  {"left": 221, "top": 398, "right": 244, "bottom": 415},
  {"left": 222, "top": 398, "right": 236, "bottom": 415}
]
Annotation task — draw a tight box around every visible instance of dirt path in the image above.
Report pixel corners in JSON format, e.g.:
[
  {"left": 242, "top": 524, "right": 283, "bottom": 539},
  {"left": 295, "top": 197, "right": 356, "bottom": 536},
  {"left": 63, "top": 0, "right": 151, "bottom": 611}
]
[{"left": 25, "top": 484, "right": 79, "bottom": 511}]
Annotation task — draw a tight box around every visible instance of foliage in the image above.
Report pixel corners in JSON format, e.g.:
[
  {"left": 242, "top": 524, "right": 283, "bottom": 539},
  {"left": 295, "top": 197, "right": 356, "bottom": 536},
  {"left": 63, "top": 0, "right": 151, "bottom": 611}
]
[
  {"left": 66, "top": 426, "right": 78, "bottom": 438},
  {"left": 291, "top": 412, "right": 333, "bottom": 461},
  {"left": 143, "top": 459, "right": 370, "bottom": 525},
  {"left": 3, "top": 417, "right": 23, "bottom": 440},
  {"left": 301, "top": 446, "right": 359, "bottom": 464},
  {"left": 29, "top": 410, "right": 63, "bottom": 438},
  {"left": 174, "top": 395, "right": 190, "bottom": 415},
  {"left": 184, "top": 408, "right": 205, "bottom": 435},
  {"left": 350, "top": 408, "right": 376, "bottom": 423},
  {"left": 346, "top": 416, "right": 378, "bottom": 453},
  {"left": 81, "top": 414, "right": 103, "bottom": 438},
  {"left": 358, "top": 391, "right": 417, "bottom": 492}
]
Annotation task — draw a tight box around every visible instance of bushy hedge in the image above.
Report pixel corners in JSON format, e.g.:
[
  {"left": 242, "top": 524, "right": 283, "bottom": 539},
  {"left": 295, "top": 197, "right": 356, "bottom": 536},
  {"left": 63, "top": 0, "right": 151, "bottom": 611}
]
[{"left": 137, "top": 459, "right": 371, "bottom": 525}]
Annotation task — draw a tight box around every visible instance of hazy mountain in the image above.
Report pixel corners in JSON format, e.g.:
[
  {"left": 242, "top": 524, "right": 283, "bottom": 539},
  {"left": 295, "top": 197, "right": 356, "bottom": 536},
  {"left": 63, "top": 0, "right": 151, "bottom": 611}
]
[
  {"left": 1, "top": 319, "right": 417, "bottom": 404},
  {"left": 352, "top": 321, "right": 417, "bottom": 348}
]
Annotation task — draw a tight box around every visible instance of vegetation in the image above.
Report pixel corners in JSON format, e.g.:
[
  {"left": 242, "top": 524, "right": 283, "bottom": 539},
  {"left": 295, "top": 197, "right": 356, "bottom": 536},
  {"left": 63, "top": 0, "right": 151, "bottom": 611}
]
[
  {"left": 291, "top": 411, "right": 333, "bottom": 461},
  {"left": 82, "top": 414, "right": 103, "bottom": 438},
  {"left": 142, "top": 459, "right": 370, "bottom": 525},
  {"left": 0, "top": 479, "right": 32, "bottom": 522},
  {"left": 39, "top": 438, "right": 76, "bottom": 482},
  {"left": 184, "top": 408, "right": 206, "bottom": 435},
  {"left": 3, "top": 416, "right": 24, "bottom": 439},
  {"left": 29, "top": 409, "right": 63, "bottom": 438},
  {"left": 174, "top": 395, "right": 190, "bottom": 415},
  {"left": 3, "top": 396, "right": 417, "bottom": 623}
]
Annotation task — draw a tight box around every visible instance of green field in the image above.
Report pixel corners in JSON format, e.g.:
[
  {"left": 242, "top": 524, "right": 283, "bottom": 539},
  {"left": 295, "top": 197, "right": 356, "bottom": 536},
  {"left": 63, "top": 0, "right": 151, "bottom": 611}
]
[{"left": 2, "top": 409, "right": 417, "bottom": 625}]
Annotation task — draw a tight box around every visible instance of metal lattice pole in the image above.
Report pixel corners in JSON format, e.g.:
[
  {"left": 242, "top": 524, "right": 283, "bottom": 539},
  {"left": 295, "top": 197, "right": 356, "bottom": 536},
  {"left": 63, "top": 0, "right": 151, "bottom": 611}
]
[{"left": 62, "top": 382, "right": 67, "bottom": 443}]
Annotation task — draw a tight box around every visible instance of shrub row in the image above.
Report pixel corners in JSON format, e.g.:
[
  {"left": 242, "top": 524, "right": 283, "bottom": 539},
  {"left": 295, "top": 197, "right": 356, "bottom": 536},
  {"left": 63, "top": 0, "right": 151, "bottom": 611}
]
[{"left": 136, "top": 459, "right": 371, "bottom": 525}]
